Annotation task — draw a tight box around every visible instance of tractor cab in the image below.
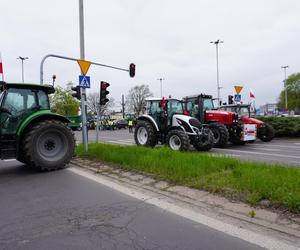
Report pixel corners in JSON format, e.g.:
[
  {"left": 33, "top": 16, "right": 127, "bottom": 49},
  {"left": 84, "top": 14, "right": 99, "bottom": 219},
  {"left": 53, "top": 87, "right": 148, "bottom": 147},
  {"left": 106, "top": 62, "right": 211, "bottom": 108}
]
[
  {"left": 220, "top": 104, "right": 251, "bottom": 118},
  {"left": 0, "top": 83, "right": 53, "bottom": 135},
  {"left": 145, "top": 98, "right": 184, "bottom": 129}
]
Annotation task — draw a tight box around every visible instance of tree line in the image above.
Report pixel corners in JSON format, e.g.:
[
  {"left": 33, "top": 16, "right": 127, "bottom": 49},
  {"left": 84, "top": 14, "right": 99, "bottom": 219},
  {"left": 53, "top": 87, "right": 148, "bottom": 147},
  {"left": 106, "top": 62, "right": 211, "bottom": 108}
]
[{"left": 50, "top": 82, "right": 152, "bottom": 117}]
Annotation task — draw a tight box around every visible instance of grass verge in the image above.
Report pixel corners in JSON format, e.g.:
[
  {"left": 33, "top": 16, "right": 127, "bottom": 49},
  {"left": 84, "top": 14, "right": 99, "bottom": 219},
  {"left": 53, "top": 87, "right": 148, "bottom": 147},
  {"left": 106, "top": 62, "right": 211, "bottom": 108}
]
[{"left": 76, "top": 143, "right": 300, "bottom": 213}]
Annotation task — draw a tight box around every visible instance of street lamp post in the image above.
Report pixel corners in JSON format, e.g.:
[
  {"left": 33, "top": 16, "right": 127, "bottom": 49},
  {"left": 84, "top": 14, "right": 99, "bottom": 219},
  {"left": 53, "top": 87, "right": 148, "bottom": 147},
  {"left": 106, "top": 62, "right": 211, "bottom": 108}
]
[
  {"left": 281, "top": 65, "right": 289, "bottom": 111},
  {"left": 210, "top": 40, "right": 223, "bottom": 106},
  {"left": 79, "top": 0, "right": 88, "bottom": 152},
  {"left": 17, "top": 56, "right": 29, "bottom": 83},
  {"left": 157, "top": 78, "right": 165, "bottom": 98}
]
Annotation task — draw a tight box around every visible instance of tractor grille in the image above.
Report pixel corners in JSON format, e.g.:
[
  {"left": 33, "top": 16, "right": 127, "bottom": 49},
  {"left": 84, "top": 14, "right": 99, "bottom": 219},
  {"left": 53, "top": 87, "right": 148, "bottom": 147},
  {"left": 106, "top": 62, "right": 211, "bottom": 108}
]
[{"left": 189, "top": 118, "right": 202, "bottom": 129}]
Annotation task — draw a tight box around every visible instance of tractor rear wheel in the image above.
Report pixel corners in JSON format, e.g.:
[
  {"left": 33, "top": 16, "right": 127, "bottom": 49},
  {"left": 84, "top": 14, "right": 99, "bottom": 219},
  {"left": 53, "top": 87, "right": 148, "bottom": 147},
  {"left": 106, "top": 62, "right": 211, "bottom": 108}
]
[
  {"left": 166, "top": 129, "right": 190, "bottom": 151},
  {"left": 134, "top": 120, "right": 157, "bottom": 147},
  {"left": 208, "top": 123, "right": 229, "bottom": 148},
  {"left": 193, "top": 127, "right": 214, "bottom": 151},
  {"left": 229, "top": 135, "right": 246, "bottom": 145},
  {"left": 22, "top": 120, "right": 75, "bottom": 171},
  {"left": 258, "top": 124, "right": 275, "bottom": 142}
]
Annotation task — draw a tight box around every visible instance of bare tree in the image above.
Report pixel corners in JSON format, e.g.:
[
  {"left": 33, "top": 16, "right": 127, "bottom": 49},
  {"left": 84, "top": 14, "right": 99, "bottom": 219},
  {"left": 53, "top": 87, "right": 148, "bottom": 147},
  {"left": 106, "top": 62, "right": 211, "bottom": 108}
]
[
  {"left": 126, "top": 84, "right": 153, "bottom": 116},
  {"left": 87, "top": 93, "right": 115, "bottom": 115}
]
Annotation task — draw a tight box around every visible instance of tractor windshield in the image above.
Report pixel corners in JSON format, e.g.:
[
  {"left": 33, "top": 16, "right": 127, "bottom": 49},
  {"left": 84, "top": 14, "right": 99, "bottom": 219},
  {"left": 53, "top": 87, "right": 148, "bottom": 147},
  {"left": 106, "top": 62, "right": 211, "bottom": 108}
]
[
  {"left": 167, "top": 99, "right": 183, "bottom": 115},
  {"left": 203, "top": 98, "right": 214, "bottom": 110},
  {"left": 2, "top": 88, "right": 37, "bottom": 115}
]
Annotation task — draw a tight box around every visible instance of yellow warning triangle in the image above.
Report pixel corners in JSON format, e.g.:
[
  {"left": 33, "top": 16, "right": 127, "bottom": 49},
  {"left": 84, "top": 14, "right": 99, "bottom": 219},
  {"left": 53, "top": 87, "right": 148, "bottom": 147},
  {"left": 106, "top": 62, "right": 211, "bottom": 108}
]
[
  {"left": 77, "top": 60, "right": 91, "bottom": 75},
  {"left": 234, "top": 85, "right": 243, "bottom": 94}
]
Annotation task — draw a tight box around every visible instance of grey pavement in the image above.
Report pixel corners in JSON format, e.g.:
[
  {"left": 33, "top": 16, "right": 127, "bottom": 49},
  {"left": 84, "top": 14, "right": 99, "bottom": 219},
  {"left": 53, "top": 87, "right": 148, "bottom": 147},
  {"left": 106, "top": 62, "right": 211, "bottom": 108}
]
[
  {"left": 75, "top": 129, "right": 300, "bottom": 166},
  {"left": 0, "top": 161, "right": 263, "bottom": 250}
]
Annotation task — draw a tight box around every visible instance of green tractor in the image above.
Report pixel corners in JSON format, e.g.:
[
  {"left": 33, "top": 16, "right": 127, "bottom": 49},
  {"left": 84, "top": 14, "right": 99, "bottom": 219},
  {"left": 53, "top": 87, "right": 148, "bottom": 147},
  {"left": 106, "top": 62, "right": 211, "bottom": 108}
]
[{"left": 0, "top": 81, "right": 75, "bottom": 170}]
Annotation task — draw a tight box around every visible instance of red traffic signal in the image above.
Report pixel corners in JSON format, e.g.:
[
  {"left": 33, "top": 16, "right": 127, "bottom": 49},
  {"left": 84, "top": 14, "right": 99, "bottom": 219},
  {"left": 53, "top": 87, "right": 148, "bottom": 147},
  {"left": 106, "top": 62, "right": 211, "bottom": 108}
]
[
  {"left": 129, "top": 63, "right": 135, "bottom": 77},
  {"left": 100, "top": 81, "right": 110, "bottom": 105}
]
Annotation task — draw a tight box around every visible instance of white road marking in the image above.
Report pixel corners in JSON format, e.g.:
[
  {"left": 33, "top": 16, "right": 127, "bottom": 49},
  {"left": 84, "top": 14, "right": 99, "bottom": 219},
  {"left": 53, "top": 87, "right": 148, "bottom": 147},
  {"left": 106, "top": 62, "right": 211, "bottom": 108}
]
[
  {"left": 69, "top": 167, "right": 298, "bottom": 250},
  {"left": 250, "top": 148, "right": 281, "bottom": 152},
  {"left": 213, "top": 148, "right": 300, "bottom": 160},
  {"left": 251, "top": 144, "right": 300, "bottom": 149}
]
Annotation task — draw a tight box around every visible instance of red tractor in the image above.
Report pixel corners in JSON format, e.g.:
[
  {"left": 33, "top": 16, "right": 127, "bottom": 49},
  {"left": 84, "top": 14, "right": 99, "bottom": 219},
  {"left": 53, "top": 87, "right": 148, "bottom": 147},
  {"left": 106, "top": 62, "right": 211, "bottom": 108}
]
[
  {"left": 183, "top": 94, "right": 257, "bottom": 146},
  {"left": 219, "top": 103, "right": 275, "bottom": 142}
]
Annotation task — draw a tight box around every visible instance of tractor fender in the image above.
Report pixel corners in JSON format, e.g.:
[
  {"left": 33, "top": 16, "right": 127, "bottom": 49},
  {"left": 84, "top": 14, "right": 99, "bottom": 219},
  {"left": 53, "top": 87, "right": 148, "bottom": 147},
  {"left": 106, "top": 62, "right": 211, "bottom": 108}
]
[
  {"left": 17, "top": 110, "right": 70, "bottom": 137},
  {"left": 137, "top": 115, "right": 159, "bottom": 131}
]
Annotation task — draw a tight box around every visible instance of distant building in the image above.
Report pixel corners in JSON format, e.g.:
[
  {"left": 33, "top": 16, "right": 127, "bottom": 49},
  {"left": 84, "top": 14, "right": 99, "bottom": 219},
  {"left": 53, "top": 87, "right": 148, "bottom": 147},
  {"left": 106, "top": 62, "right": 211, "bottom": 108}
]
[{"left": 259, "top": 103, "right": 278, "bottom": 116}]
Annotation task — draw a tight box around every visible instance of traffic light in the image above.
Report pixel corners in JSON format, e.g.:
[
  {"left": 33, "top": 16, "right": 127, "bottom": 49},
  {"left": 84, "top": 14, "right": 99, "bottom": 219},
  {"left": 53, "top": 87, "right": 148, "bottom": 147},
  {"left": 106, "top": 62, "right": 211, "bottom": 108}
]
[
  {"left": 228, "top": 95, "right": 233, "bottom": 104},
  {"left": 129, "top": 63, "right": 135, "bottom": 77},
  {"left": 71, "top": 85, "right": 81, "bottom": 100},
  {"left": 100, "top": 81, "right": 110, "bottom": 105}
]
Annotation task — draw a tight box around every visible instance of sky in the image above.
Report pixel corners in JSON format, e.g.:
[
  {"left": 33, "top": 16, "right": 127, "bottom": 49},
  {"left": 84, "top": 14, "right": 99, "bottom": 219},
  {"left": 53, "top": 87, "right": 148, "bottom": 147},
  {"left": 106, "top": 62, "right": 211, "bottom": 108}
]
[{"left": 0, "top": 0, "right": 299, "bottom": 110}]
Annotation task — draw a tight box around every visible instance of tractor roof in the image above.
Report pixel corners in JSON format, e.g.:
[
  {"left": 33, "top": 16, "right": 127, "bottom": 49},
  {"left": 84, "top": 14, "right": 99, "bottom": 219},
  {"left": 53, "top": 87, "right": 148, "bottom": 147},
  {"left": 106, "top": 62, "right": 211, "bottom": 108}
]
[
  {"left": 0, "top": 82, "right": 55, "bottom": 94},
  {"left": 146, "top": 97, "right": 181, "bottom": 102},
  {"left": 221, "top": 104, "right": 250, "bottom": 108}
]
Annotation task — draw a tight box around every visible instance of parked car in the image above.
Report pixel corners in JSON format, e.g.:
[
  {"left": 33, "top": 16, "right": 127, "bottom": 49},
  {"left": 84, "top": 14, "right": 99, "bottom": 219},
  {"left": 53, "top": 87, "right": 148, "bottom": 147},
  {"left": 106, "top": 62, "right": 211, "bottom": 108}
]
[{"left": 114, "top": 119, "right": 128, "bottom": 129}]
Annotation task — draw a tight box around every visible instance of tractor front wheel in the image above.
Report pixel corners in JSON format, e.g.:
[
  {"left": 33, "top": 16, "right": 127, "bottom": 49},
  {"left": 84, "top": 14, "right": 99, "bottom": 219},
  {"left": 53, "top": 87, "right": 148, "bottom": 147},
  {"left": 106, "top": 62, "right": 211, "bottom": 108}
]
[
  {"left": 208, "top": 123, "right": 229, "bottom": 148},
  {"left": 22, "top": 120, "right": 75, "bottom": 171},
  {"left": 258, "top": 124, "right": 275, "bottom": 142},
  {"left": 193, "top": 127, "right": 214, "bottom": 151},
  {"left": 166, "top": 129, "right": 190, "bottom": 151},
  {"left": 134, "top": 120, "right": 157, "bottom": 147}
]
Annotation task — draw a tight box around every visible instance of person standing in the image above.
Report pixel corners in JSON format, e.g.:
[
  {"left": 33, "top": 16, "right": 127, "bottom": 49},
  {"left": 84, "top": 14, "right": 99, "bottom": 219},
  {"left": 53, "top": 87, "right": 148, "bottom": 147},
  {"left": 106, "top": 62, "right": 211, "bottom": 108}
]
[{"left": 128, "top": 119, "right": 133, "bottom": 133}]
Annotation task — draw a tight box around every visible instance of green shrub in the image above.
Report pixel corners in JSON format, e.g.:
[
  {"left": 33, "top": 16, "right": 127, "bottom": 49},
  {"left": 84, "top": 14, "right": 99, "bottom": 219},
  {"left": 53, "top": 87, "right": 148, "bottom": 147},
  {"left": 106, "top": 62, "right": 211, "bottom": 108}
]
[{"left": 258, "top": 117, "right": 300, "bottom": 137}]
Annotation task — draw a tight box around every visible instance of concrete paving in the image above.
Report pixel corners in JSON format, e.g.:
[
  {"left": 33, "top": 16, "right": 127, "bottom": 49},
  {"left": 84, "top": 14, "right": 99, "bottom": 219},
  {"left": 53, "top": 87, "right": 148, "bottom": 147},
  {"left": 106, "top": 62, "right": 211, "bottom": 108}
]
[{"left": 0, "top": 161, "right": 264, "bottom": 250}]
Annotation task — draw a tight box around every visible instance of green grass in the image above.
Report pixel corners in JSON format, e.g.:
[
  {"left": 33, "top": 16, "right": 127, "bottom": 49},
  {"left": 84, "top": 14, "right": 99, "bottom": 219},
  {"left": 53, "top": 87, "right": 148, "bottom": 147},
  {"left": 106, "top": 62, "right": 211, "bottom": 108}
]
[{"left": 76, "top": 143, "right": 300, "bottom": 213}]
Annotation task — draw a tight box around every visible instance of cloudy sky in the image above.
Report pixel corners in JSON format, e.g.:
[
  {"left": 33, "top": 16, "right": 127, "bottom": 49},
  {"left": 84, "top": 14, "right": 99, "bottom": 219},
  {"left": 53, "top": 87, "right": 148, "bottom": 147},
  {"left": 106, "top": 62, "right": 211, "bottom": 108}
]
[{"left": 0, "top": 0, "right": 299, "bottom": 108}]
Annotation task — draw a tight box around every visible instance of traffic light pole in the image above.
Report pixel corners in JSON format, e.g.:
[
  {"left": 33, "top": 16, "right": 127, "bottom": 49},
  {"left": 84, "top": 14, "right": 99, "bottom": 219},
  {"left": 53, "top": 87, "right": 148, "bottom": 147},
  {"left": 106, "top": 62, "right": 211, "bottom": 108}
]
[{"left": 79, "top": 0, "right": 88, "bottom": 152}]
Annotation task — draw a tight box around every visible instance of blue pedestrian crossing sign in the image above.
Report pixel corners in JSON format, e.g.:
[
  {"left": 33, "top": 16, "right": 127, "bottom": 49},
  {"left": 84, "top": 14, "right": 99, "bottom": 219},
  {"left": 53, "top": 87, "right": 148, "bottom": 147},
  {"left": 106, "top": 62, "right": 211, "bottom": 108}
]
[
  {"left": 79, "top": 75, "right": 90, "bottom": 88},
  {"left": 234, "top": 94, "right": 241, "bottom": 102}
]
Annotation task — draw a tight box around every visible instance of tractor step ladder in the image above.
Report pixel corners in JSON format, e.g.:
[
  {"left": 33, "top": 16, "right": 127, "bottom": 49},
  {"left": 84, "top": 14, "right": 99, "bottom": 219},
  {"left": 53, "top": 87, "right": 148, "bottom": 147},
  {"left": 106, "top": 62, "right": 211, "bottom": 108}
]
[{"left": 0, "top": 136, "right": 17, "bottom": 159}]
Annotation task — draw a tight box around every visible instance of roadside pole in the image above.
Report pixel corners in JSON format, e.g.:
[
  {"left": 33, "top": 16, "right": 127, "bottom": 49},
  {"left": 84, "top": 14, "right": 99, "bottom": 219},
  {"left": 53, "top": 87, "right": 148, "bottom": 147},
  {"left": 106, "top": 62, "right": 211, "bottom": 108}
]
[
  {"left": 96, "top": 106, "right": 100, "bottom": 143},
  {"left": 79, "top": 0, "right": 88, "bottom": 152}
]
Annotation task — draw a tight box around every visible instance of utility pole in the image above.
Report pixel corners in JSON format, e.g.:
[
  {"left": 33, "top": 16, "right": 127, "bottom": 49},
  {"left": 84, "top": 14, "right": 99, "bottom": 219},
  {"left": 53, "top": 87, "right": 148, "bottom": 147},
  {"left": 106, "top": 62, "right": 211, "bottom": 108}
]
[
  {"left": 17, "top": 56, "right": 29, "bottom": 83},
  {"left": 79, "top": 0, "right": 88, "bottom": 152},
  {"left": 210, "top": 40, "right": 223, "bottom": 106},
  {"left": 157, "top": 78, "right": 165, "bottom": 97},
  {"left": 281, "top": 65, "right": 289, "bottom": 110},
  {"left": 121, "top": 94, "right": 125, "bottom": 118}
]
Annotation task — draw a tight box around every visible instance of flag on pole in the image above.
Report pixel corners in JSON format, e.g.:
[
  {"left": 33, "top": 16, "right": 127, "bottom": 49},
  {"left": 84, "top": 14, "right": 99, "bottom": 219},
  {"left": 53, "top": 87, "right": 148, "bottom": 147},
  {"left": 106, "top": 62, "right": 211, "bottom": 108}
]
[
  {"left": 0, "top": 52, "right": 3, "bottom": 75},
  {"left": 250, "top": 89, "right": 255, "bottom": 98}
]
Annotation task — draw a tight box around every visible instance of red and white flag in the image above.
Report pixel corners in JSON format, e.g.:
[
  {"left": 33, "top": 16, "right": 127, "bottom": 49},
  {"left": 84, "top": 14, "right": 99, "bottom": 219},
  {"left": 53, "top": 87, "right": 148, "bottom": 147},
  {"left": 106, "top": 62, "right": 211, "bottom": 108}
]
[
  {"left": 0, "top": 52, "right": 3, "bottom": 75},
  {"left": 250, "top": 89, "right": 255, "bottom": 98}
]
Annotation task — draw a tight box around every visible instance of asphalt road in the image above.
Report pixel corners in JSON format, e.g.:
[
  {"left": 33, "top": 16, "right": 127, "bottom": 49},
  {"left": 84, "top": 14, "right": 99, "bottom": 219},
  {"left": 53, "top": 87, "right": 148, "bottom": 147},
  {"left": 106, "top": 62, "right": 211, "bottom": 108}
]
[
  {"left": 75, "top": 129, "right": 300, "bottom": 166},
  {"left": 0, "top": 161, "right": 262, "bottom": 250}
]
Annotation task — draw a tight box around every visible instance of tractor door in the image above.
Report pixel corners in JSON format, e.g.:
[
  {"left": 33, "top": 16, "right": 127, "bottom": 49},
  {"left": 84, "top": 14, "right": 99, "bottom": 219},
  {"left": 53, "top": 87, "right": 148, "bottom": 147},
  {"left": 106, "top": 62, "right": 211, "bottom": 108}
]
[
  {"left": 0, "top": 88, "right": 39, "bottom": 136},
  {"left": 147, "top": 100, "right": 163, "bottom": 128}
]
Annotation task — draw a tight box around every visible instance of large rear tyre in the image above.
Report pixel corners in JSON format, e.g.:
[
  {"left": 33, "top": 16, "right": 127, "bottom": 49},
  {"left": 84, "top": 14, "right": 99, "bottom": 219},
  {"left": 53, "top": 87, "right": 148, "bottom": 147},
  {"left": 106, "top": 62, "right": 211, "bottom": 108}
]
[
  {"left": 193, "top": 127, "right": 214, "bottom": 151},
  {"left": 258, "top": 124, "right": 275, "bottom": 142},
  {"left": 166, "top": 129, "right": 190, "bottom": 151},
  {"left": 208, "top": 123, "right": 229, "bottom": 148},
  {"left": 22, "top": 120, "right": 75, "bottom": 171},
  {"left": 134, "top": 120, "right": 157, "bottom": 147}
]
